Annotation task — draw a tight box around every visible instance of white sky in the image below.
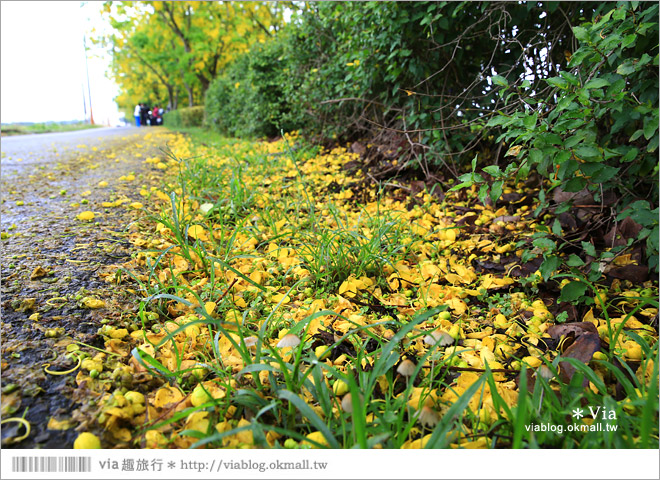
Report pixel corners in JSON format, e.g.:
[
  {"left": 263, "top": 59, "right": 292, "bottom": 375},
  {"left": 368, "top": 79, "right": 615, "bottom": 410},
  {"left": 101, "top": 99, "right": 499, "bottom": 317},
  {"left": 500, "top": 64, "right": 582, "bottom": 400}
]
[{"left": 1, "top": 1, "right": 121, "bottom": 125}]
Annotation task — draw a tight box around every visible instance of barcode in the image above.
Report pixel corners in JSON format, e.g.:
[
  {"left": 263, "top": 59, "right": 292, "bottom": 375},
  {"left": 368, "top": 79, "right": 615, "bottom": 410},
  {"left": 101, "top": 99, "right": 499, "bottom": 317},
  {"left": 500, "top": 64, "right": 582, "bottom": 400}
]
[{"left": 11, "top": 456, "right": 91, "bottom": 473}]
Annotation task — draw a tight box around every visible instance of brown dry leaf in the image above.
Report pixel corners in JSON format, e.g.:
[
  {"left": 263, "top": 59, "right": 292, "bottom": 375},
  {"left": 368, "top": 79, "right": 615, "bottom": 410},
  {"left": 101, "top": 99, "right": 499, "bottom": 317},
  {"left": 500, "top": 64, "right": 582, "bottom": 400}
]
[
  {"left": 30, "top": 266, "right": 48, "bottom": 280},
  {"left": 105, "top": 339, "right": 130, "bottom": 357},
  {"left": 548, "top": 322, "right": 600, "bottom": 384},
  {"left": 606, "top": 265, "right": 648, "bottom": 283},
  {"left": 547, "top": 322, "right": 598, "bottom": 339}
]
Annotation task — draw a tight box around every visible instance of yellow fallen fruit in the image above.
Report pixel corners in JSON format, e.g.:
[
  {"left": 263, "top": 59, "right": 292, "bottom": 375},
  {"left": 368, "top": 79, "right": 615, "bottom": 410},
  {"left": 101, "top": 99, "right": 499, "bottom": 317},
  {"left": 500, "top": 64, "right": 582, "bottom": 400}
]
[
  {"left": 315, "top": 345, "right": 331, "bottom": 360},
  {"left": 190, "top": 382, "right": 225, "bottom": 407},
  {"left": 624, "top": 342, "right": 642, "bottom": 361},
  {"left": 107, "top": 328, "right": 129, "bottom": 339},
  {"left": 73, "top": 432, "right": 101, "bottom": 449},
  {"left": 304, "top": 431, "right": 329, "bottom": 448},
  {"left": 522, "top": 356, "right": 543, "bottom": 368},
  {"left": 332, "top": 379, "right": 349, "bottom": 396},
  {"left": 124, "top": 391, "right": 145, "bottom": 405},
  {"left": 77, "top": 211, "right": 95, "bottom": 221}
]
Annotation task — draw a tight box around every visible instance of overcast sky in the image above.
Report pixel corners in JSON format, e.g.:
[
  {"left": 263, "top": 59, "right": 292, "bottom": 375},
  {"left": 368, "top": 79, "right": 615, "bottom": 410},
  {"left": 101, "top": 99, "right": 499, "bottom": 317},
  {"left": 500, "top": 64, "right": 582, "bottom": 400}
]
[{"left": 1, "top": 1, "right": 121, "bottom": 124}]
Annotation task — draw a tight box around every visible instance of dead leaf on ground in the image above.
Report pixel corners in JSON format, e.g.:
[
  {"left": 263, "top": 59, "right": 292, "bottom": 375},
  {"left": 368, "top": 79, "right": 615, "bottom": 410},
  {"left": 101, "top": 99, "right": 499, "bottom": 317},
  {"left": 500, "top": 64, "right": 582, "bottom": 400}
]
[
  {"left": 30, "top": 266, "right": 48, "bottom": 280},
  {"left": 548, "top": 322, "right": 600, "bottom": 385}
]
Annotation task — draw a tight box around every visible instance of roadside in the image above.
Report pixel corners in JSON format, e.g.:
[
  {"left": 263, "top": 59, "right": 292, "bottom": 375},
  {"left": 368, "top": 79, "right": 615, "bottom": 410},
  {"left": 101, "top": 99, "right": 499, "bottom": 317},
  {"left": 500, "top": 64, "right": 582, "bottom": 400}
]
[
  {"left": 1, "top": 122, "right": 105, "bottom": 137},
  {"left": 1, "top": 127, "right": 178, "bottom": 447}
]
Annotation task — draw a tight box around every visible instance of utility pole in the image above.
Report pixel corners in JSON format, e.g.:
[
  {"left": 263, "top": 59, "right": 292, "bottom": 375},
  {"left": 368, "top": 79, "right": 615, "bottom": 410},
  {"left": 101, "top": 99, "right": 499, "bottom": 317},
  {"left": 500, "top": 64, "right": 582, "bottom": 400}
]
[
  {"left": 82, "top": 83, "right": 87, "bottom": 120},
  {"left": 83, "top": 34, "right": 94, "bottom": 125}
]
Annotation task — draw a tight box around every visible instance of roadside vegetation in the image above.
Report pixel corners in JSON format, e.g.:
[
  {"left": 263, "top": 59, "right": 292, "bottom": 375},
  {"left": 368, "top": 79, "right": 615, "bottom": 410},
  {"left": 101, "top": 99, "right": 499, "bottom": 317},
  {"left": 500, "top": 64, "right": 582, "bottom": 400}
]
[
  {"left": 62, "top": 126, "right": 655, "bottom": 449},
  {"left": 6, "top": 1, "right": 653, "bottom": 450},
  {"left": 1, "top": 122, "right": 102, "bottom": 136}
]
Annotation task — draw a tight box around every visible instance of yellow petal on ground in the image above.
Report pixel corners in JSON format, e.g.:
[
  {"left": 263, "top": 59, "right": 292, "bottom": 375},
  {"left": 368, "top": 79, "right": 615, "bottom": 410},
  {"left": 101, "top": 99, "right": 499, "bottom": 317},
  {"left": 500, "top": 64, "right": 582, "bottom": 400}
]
[
  {"left": 98, "top": 181, "right": 108, "bottom": 187},
  {"left": 184, "top": 411, "right": 210, "bottom": 433},
  {"left": 187, "top": 224, "right": 208, "bottom": 241},
  {"left": 77, "top": 211, "right": 95, "bottom": 221},
  {"left": 47, "top": 417, "right": 75, "bottom": 430},
  {"left": 81, "top": 297, "right": 105, "bottom": 309},
  {"left": 303, "top": 431, "right": 329, "bottom": 448},
  {"left": 270, "top": 293, "right": 290, "bottom": 304},
  {"left": 153, "top": 386, "right": 184, "bottom": 409},
  {"left": 145, "top": 430, "right": 168, "bottom": 448},
  {"left": 235, "top": 418, "right": 253, "bottom": 444},
  {"left": 204, "top": 302, "right": 216, "bottom": 316},
  {"left": 129, "top": 202, "right": 143, "bottom": 210}
]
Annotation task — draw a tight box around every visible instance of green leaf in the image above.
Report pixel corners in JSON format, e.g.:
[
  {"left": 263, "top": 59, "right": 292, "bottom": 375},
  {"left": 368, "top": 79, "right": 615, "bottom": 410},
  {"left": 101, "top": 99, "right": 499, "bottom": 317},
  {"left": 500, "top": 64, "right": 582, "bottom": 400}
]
[
  {"left": 567, "top": 254, "right": 585, "bottom": 267},
  {"left": 552, "top": 219, "right": 562, "bottom": 236},
  {"left": 572, "top": 26, "right": 589, "bottom": 42},
  {"left": 648, "top": 225, "right": 659, "bottom": 252},
  {"left": 482, "top": 165, "right": 502, "bottom": 177},
  {"left": 617, "top": 62, "right": 635, "bottom": 75},
  {"left": 491, "top": 75, "right": 508, "bottom": 87},
  {"left": 559, "top": 281, "right": 588, "bottom": 302},
  {"left": 448, "top": 181, "right": 472, "bottom": 192},
  {"left": 621, "top": 147, "right": 639, "bottom": 162},
  {"left": 643, "top": 116, "right": 658, "bottom": 140},
  {"left": 546, "top": 77, "right": 568, "bottom": 89},
  {"left": 621, "top": 33, "right": 637, "bottom": 48},
  {"left": 533, "top": 237, "right": 556, "bottom": 252},
  {"left": 584, "top": 78, "right": 610, "bottom": 89},
  {"left": 529, "top": 148, "right": 543, "bottom": 164},
  {"left": 581, "top": 241, "right": 597, "bottom": 257},
  {"left": 575, "top": 145, "right": 601, "bottom": 160},
  {"left": 630, "top": 129, "right": 644, "bottom": 142},
  {"left": 478, "top": 183, "right": 489, "bottom": 205},
  {"left": 590, "top": 165, "right": 619, "bottom": 183},
  {"left": 490, "top": 180, "right": 503, "bottom": 204},
  {"left": 564, "top": 177, "right": 586, "bottom": 192},
  {"left": 523, "top": 113, "right": 538, "bottom": 130},
  {"left": 539, "top": 256, "right": 560, "bottom": 281}
]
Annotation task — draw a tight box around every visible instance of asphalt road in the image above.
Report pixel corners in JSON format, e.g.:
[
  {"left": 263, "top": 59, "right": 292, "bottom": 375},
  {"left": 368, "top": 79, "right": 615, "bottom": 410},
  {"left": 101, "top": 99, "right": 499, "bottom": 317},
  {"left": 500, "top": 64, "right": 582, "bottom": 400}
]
[
  {"left": 1, "top": 125, "right": 177, "bottom": 448},
  {"left": 1, "top": 126, "right": 149, "bottom": 176}
]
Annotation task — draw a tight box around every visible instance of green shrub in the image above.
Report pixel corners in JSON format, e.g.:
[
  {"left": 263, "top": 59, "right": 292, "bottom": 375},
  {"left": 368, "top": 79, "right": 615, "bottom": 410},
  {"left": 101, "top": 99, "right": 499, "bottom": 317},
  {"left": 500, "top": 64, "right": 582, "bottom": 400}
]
[
  {"left": 180, "top": 106, "right": 205, "bottom": 127},
  {"left": 164, "top": 107, "right": 205, "bottom": 128},
  {"left": 205, "top": 37, "right": 297, "bottom": 138},
  {"left": 454, "top": 2, "right": 659, "bottom": 288},
  {"left": 279, "top": 2, "right": 588, "bottom": 160},
  {"left": 163, "top": 109, "right": 182, "bottom": 128}
]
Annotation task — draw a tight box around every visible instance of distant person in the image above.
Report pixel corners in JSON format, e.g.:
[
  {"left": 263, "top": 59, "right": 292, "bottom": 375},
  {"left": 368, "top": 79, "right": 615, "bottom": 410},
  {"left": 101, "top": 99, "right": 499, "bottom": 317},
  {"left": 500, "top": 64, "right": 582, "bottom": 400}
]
[
  {"left": 152, "top": 105, "right": 162, "bottom": 126},
  {"left": 140, "top": 104, "right": 148, "bottom": 127},
  {"left": 134, "top": 104, "right": 141, "bottom": 127}
]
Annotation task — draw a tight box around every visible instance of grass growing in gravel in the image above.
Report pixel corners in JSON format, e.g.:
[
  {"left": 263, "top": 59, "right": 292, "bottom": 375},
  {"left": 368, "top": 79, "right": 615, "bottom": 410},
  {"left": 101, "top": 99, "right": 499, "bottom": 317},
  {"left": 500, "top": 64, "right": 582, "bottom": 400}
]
[
  {"left": 86, "top": 128, "right": 658, "bottom": 449},
  {"left": 1, "top": 121, "right": 103, "bottom": 136}
]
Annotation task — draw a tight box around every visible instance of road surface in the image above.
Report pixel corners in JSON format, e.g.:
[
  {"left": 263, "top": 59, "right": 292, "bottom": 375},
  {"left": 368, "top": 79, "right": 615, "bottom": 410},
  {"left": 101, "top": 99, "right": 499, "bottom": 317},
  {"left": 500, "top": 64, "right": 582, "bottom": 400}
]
[{"left": 1, "top": 126, "right": 145, "bottom": 177}]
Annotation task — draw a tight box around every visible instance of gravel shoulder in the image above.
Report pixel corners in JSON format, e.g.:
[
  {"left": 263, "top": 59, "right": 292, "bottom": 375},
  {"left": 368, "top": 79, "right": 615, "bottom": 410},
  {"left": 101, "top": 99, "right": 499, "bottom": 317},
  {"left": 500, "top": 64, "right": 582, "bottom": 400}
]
[{"left": 1, "top": 127, "right": 176, "bottom": 448}]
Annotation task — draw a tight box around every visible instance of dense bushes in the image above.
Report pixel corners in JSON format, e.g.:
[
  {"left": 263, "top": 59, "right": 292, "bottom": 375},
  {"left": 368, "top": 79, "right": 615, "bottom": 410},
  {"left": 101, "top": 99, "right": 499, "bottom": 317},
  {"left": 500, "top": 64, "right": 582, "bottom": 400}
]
[
  {"left": 205, "top": 39, "right": 295, "bottom": 138},
  {"left": 206, "top": 2, "right": 585, "bottom": 154},
  {"left": 201, "top": 1, "right": 658, "bottom": 293},
  {"left": 473, "top": 2, "right": 659, "bottom": 281},
  {"left": 164, "top": 106, "right": 205, "bottom": 128}
]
